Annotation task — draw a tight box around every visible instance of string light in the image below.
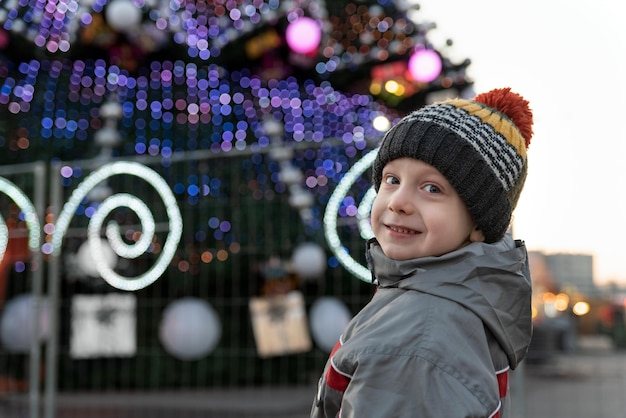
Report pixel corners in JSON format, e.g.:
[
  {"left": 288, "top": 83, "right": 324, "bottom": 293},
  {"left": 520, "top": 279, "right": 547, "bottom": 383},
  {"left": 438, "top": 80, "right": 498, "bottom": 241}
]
[
  {"left": 52, "top": 161, "right": 182, "bottom": 291},
  {"left": 0, "top": 177, "right": 42, "bottom": 262},
  {"left": 323, "top": 148, "right": 378, "bottom": 283},
  {"left": 0, "top": 0, "right": 470, "bottom": 282},
  {"left": 357, "top": 187, "right": 376, "bottom": 240}
]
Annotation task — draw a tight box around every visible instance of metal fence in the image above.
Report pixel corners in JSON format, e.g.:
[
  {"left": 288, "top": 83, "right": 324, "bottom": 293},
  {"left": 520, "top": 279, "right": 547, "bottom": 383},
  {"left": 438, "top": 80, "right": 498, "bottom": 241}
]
[{"left": 0, "top": 147, "right": 376, "bottom": 418}]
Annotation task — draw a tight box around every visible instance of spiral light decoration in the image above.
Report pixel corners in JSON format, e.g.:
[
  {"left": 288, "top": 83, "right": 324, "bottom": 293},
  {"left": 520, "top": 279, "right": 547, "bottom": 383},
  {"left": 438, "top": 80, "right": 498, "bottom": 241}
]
[
  {"left": 323, "top": 148, "right": 379, "bottom": 283},
  {"left": 52, "top": 161, "right": 183, "bottom": 291},
  {"left": 0, "top": 177, "right": 41, "bottom": 262}
]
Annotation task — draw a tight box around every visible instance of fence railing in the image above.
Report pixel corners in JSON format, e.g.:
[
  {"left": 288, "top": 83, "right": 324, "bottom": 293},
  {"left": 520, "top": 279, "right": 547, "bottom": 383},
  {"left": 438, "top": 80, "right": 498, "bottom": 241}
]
[{"left": 0, "top": 147, "right": 377, "bottom": 418}]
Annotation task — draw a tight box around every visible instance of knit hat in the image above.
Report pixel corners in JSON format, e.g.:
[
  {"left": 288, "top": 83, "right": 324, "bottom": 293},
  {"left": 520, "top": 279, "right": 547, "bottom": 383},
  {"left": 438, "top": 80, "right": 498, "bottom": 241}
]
[{"left": 372, "top": 87, "right": 533, "bottom": 243}]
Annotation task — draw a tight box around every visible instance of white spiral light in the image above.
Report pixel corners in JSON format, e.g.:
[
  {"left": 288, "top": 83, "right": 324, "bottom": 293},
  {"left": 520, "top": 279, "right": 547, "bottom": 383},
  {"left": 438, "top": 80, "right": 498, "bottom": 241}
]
[
  {"left": 52, "top": 161, "right": 183, "bottom": 291},
  {"left": 0, "top": 177, "right": 41, "bottom": 263},
  {"left": 323, "top": 149, "right": 378, "bottom": 283}
]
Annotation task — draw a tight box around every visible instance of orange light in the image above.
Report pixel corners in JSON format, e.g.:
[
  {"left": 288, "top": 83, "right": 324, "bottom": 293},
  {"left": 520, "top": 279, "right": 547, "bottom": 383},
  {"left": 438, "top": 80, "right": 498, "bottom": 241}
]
[
  {"left": 554, "top": 293, "right": 570, "bottom": 312},
  {"left": 573, "top": 301, "right": 591, "bottom": 316},
  {"left": 216, "top": 249, "right": 228, "bottom": 261},
  {"left": 201, "top": 251, "right": 213, "bottom": 263},
  {"left": 531, "top": 306, "right": 538, "bottom": 319},
  {"left": 542, "top": 292, "right": 556, "bottom": 303},
  {"left": 369, "top": 81, "right": 382, "bottom": 95},
  {"left": 384, "top": 80, "right": 405, "bottom": 96}
]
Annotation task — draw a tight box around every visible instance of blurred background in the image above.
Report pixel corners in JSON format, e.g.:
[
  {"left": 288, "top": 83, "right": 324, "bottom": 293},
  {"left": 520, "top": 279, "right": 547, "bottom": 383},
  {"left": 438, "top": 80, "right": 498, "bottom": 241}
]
[{"left": 0, "top": 0, "right": 625, "bottom": 417}]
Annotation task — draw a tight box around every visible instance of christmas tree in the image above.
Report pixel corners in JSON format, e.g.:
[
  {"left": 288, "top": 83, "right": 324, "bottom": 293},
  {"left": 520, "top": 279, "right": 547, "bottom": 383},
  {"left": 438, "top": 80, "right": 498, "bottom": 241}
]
[
  {"left": 0, "top": 0, "right": 473, "bottom": 390},
  {"left": 0, "top": 0, "right": 472, "bottom": 163}
]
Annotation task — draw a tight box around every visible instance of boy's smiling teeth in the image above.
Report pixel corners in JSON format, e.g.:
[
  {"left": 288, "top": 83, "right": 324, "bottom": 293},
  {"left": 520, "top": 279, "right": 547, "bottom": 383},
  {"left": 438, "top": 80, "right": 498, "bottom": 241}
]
[{"left": 389, "top": 225, "right": 418, "bottom": 234}]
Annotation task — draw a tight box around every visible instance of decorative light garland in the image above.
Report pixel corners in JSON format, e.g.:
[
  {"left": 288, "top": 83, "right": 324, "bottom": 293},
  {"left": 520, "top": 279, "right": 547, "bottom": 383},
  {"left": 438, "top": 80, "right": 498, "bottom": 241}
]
[
  {"left": 323, "top": 147, "right": 378, "bottom": 283},
  {"left": 357, "top": 186, "right": 376, "bottom": 240},
  {"left": 0, "top": 56, "right": 399, "bottom": 259},
  {"left": 52, "top": 160, "right": 183, "bottom": 291},
  {"left": 0, "top": 0, "right": 471, "bottom": 284},
  {"left": 0, "top": 177, "right": 42, "bottom": 263}
]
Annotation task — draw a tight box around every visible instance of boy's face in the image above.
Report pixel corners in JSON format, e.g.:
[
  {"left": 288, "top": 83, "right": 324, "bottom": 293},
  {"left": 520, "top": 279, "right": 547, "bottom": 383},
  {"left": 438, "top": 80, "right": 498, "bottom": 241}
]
[{"left": 371, "top": 158, "right": 484, "bottom": 260}]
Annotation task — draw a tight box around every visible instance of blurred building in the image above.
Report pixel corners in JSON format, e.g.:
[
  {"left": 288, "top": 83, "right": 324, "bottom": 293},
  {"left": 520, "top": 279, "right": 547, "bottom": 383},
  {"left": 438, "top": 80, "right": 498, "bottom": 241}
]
[
  {"left": 530, "top": 251, "right": 595, "bottom": 294},
  {"left": 545, "top": 253, "right": 595, "bottom": 294}
]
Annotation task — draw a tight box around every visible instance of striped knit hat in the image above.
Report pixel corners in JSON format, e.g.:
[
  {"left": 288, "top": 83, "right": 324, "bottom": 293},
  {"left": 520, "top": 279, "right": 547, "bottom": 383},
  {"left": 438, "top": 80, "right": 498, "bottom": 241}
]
[{"left": 372, "top": 88, "right": 533, "bottom": 243}]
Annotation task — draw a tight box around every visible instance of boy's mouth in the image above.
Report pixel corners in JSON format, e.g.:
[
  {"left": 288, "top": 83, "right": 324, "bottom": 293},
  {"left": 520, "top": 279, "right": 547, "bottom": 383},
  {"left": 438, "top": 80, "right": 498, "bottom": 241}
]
[{"left": 387, "top": 225, "right": 418, "bottom": 235}]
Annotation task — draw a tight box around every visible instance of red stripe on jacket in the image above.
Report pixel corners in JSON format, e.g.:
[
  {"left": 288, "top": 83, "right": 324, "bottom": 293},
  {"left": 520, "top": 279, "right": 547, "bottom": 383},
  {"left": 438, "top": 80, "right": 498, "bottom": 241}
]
[
  {"left": 325, "top": 339, "right": 350, "bottom": 392},
  {"left": 324, "top": 338, "right": 510, "bottom": 417}
]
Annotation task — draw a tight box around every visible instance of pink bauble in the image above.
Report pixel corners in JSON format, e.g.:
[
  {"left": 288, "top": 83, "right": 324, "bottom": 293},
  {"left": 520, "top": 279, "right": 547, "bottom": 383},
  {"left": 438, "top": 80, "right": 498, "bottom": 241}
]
[
  {"left": 408, "top": 49, "right": 442, "bottom": 83},
  {"left": 286, "top": 17, "right": 322, "bottom": 55}
]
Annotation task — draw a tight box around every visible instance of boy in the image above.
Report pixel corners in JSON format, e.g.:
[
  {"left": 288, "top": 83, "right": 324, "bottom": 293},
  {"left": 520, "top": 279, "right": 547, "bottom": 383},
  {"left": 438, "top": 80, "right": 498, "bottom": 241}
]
[{"left": 311, "top": 88, "right": 534, "bottom": 417}]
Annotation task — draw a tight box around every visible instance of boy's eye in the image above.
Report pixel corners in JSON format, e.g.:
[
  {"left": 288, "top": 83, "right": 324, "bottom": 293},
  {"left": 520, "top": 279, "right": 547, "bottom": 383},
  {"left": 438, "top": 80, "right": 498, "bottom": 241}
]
[
  {"left": 423, "top": 184, "right": 441, "bottom": 194},
  {"left": 384, "top": 175, "right": 400, "bottom": 185}
]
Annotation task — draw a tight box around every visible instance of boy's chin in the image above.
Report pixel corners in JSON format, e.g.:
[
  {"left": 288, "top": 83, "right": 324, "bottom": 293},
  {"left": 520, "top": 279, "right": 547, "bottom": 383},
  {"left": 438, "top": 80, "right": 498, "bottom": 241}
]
[{"left": 379, "top": 243, "right": 422, "bottom": 260}]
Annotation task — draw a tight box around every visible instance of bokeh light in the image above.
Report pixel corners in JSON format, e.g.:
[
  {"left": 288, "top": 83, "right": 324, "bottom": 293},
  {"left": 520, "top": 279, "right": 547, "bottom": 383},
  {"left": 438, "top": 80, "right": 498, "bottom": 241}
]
[
  {"left": 286, "top": 17, "right": 322, "bottom": 55},
  {"left": 408, "top": 48, "right": 442, "bottom": 83}
]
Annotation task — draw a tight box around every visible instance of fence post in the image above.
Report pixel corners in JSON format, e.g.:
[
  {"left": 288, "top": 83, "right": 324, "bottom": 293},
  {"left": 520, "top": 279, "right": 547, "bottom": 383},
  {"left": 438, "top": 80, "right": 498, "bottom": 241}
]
[
  {"left": 29, "top": 161, "right": 46, "bottom": 418},
  {"left": 44, "top": 162, "right": 63, "bottom": 418}
]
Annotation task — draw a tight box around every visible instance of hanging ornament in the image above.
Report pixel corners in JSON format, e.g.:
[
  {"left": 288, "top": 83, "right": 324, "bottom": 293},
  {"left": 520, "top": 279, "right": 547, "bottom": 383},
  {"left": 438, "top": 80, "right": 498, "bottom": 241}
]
[
  {"left": 158, "top": 298, "right": 222, "bottom": 361},
  {"left": 309, "top": 296, "right": 352, "bottom": 352},
  {"left": 408, "top": 48, "right": 442, "bottom": 83},
  {"left": 285, "top": 17, "right": 322, "bottom": 55},
  {"left": 75, "top": 238, "right": 118, "bottom": 278},
  {"left": 291, "top": 242, "right": 326, "bottom": 281},
  {"left": 0, "top": 294, "right": 50, "bottom": 353},
  {"left": 105, "top": 0, "right": 143, "bottom": 33}
]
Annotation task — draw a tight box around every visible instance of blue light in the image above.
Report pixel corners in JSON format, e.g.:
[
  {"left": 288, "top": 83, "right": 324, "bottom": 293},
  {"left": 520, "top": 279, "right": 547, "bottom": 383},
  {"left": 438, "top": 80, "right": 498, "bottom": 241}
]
[{"left": 187, "top": 184, "right": 199, "bottom": 197}]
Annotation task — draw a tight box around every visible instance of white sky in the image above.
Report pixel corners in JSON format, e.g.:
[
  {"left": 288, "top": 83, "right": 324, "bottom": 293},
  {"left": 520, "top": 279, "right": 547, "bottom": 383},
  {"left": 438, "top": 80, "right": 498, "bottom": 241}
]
[{"left": 413, "top": 0, "right": 626, "bottom": 285}]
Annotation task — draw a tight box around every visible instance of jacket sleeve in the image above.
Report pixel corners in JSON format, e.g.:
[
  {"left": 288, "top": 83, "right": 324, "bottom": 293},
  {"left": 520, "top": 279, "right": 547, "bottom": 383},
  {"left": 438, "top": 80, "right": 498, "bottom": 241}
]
[{"left": 313, "top": 351, "right": 501, "bottom": 418}]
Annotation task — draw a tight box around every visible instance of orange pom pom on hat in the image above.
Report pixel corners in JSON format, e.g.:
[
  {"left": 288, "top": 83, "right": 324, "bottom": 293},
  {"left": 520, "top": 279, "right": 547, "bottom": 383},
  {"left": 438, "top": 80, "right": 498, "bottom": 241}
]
[{"left": 372, "top": 88, "right": 534, "bottom": 243}]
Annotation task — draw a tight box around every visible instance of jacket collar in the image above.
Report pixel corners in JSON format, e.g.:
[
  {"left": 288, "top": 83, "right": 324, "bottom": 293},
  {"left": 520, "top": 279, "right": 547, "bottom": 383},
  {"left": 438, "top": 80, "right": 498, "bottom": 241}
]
[{"left": 365, "top": 234, "right": 533, "bottom": 368}]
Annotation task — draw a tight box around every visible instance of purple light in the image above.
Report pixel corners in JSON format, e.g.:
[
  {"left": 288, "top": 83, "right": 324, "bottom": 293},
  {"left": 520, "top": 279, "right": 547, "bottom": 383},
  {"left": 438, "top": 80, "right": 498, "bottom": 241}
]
[
  {"left": 60, "top": 166, "right": 73, "bottom": 178},
  {"left": 41, "top": 243, "right": 53, "bottom": 255},
  {"left": 408, "top": 49, "right": 442, "bottom": 83},
  {"left": 285, "top": 17, "right": 321, "bottom": 55}
]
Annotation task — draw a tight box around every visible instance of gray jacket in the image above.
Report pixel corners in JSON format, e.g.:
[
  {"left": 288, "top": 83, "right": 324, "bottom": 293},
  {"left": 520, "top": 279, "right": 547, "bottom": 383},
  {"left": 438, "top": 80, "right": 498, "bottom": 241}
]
[{"left": 311, "top": 235, "right": 532, "bottom": 417}]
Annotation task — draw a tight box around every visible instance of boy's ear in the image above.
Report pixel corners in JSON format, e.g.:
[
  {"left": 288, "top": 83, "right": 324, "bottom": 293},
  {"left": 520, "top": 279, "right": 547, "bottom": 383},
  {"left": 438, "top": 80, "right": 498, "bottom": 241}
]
[{"left": 470, "top": 226, "right": 485, "bottom": 243}]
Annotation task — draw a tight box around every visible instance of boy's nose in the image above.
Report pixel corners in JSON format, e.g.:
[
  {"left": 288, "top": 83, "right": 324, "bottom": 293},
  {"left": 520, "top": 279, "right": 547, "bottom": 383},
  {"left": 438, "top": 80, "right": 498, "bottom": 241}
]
[{"left": 387, "top": 189, "right": 415, "bottom": 214}]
